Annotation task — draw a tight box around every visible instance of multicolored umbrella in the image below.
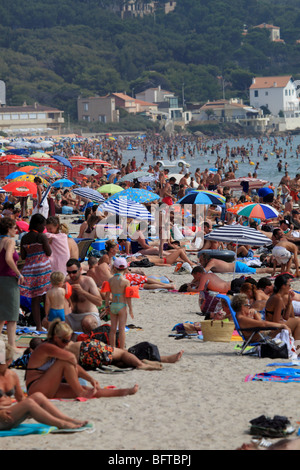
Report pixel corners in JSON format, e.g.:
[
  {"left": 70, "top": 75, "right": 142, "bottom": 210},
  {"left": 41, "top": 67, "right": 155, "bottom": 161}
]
[
  {"left": 107, "top": 187, "right": 160, "bottom": 204},
  {"left": 13, "top": 174, "right": 50, "bottom": 186},
  {"left": 236, "top": 203, "right": 279, "bottom": 220},
  {"left": 2, "top": 181, "right": 37, "bottom": 197},
  {"left": 27, "top": 166, "right": 61, "bottom": 179},
  {"left": 97, "top": 184, "right": 124, "bottom": 195},
  {"left": 13, "top": 173, "right": 48, "bottom": 185}
]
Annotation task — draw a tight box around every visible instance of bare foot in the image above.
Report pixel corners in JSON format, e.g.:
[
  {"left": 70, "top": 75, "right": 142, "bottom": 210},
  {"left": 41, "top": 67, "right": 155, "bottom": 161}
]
[
  {"left": 58, "top": 420, "right": 89, "bottom": 430},
  {"left": 161, "top": 350, "right": 184, "bottom": 363},
  {"left": 126, "top": 384, "right": 139, "bottom": 395},
  {"left": 141, "top": 359, "right": 163, "bottom": 370}
]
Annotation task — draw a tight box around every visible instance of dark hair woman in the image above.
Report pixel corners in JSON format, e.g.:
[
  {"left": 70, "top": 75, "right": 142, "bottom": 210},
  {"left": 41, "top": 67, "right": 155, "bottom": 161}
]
[{"left": 19, "top": 214, "right": 52, "bottom": 331}]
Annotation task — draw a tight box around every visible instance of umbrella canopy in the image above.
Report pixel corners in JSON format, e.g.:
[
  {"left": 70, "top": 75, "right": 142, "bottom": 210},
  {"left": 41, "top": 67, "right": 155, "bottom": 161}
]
[
  {"left": 51, "top": 178, "right": 75, "bottom": 188},
  {"left": 97, "top": 184, "right": 124, "bottom": 195},
  {"left": 2, "top": 181, "right": 37, "bottom": 197},
  {"left": 30, "top": 152, "right": 51, "bottom": 159},
  {"left": 177, "top": 190, "right": 225, "bottom": 205},
  {"left": 118, "top": 171, "right": 152, "bottom": 183},
  {"left": 50, "top": 154, "right": 73, "bottom": 169},
  {"left": 79, "top": 168, "right": 98, "bottom": 176},
  {"left": 204, "top": 224, "right": 271, "bottom": 246},
  {"left": 0, "top": 155, "right": 28, "bottom": 164},
  {"left": 13, "top": 174, "right": 49, "bottom": 186},
  {"left": 17, "top": 162, "right": 39, "bottom": 168},
  {"left": 107, "top": 188, "right": 160, "bottom": 204},
  {"left": 28, "top": 166, "right": 61, "bottom": 179},
  {"left": 100, "top": 198, "right": 154, "bottom": 220},
  {"left": 237, "top": 203, "right": 279, "bottom": 220},
  {"left": 72, "top": 187, "right": 105, "bottom": 204},
  {"left": 219, "top": 177, "right": 268, "bottom": 190},
  {"left": 227, "top": 202, "right": 253, "bottom": 214},
  {"left": 5, "top": 171, "right": 27, "bottom": 180}
]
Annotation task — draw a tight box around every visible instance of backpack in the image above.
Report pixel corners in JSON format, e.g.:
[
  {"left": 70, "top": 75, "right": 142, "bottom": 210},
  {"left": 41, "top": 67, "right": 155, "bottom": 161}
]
[
  {"left": 77, "top": 324, "right": 120, "bottom": 348},
  {"left": 128, "top": 341, "right": 161, "bottom": 362}
]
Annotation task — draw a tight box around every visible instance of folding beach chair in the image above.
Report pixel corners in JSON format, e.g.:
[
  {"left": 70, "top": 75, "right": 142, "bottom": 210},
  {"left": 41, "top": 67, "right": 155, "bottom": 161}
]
[
  {"left": 75, "top": 238, "right": 95, "bottom": 262},
  {"left": 216, "top": 294, "right": 280, "bottom": 355}
]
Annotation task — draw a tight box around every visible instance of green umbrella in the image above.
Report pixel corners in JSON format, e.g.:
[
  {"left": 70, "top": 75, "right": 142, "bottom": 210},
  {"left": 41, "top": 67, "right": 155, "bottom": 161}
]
[{"left": 97, "top": 184, "right": 124, "bottom": 195}]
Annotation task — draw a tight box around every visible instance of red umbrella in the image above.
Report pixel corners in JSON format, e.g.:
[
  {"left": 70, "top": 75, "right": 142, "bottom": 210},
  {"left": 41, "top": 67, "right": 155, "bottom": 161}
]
[{"left": 2, "top": 181, "right": 37, "bottom": 197}]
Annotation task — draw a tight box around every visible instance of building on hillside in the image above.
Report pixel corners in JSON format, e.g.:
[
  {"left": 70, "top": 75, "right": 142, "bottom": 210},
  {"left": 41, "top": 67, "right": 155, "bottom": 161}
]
[
  {"left": 110, "top": 92, "right": 158, "bottom": 115},
  {"left": 192, "top": 98, "right": 268, "bottom": 131},
  {"left": 0, "top": 103, "right": 64, "bottom": 135},
  {"left": 0, "top": 81, "right": 6, "bottom": 106},
  {"left": 77, "top": 95, "right": 119, "bottom": 123},
  {"left": 249, "top": 76, "right": 300, "bottom": 117},
  {"left": 253, "top": 23, "right": 284, "bottom": 43},
  {"left": 109, "top": 1, "right": 176, "bottom": 18},
  {"left": 135, "top": 85, "right": 175, "bottom": 104}
]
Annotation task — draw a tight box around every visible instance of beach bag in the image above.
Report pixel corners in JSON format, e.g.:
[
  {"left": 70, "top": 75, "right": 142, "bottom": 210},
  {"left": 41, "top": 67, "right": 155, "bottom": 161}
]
[
  {"left": 259, "top": 339, "right": 288, "bottom": 359},
  {"left": 199, "top": 290, "right": 222, "bottom": 315},
  {"left": 129, "top": 258, "right": 154, "bottom": 268},
  {"left": 128, "top": 342, "right": 161, "bottom": 362},
  {"left": 201, "top": 320, "right": 235, "bottom": 343},
  {"left": 77, "top": 324, "right": 120, "bottom": 348}
]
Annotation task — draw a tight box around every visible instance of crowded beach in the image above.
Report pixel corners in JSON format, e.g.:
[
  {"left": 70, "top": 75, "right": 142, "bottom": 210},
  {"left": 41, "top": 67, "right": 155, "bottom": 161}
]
[{"left": 2, "top": 133, "right": 300, "bottom": 450}]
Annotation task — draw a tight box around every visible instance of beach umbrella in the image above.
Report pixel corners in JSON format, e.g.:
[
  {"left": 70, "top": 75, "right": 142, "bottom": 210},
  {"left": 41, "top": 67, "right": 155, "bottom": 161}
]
[
  {"left": 236, "top": 203, "right": 279, "bottom": 220},
  {"left": 72, "top": 187, "right": 105, "bottom": 204},
  {"left": 177, "top": 190, "right": 225, "bottom": 205},
  {"left": 219, "top": 177, "right": 268, "bottom": 190},
  {"left": 107, "top": 188, "right": 160, "bottom": 204},
  {"left": 227, "top": 202, "right": 253, "bottom": 214},
  {"left": 203, "top": 224, "right": 271, "bottom": 278},
  {"left": 51, "top": 178, "right": 75, "bottom": 188},
  {"left": 138, "top": 174, "right": 157, "bottom": 183},
  {"left": 100, "top": 198, "right": 154, "bottom": 220},
  {"left": 5, "top": 171, "right": 27, "bottom": 180},
  {"left": 17, "top": 163, "right": 39, "bottom": 169},
  {"left": 204, "top": 224, "right": 271, "bottom": 246},
  {"left": 118, "top": 171, "right": 152, "bottom": 183},
  {"left": 27, "top": 166, "right": 61, "bottom": 179},
  {"left": 0, "top": 187, "right": 6, "bottom": 193},
  {"left": 0, "top": 155, "right": 28, "bottom": 164},
  {"left": 79, "top": 168, "right": 98, "bottom": 176},
  {"left": 30, "top": 152, "right": 50, "bottom": 159},
  {"left": 2, "top": 181, "right": 37, "bottom": 197},
  {"left": 97, "top": 184, "right": 124, "bottom": 195},
  {"left": 50, "top": 154, "right": 73, "bottom": 169},
  {"left": 13, "top": 174, "right": 50, "bottom": 186}
]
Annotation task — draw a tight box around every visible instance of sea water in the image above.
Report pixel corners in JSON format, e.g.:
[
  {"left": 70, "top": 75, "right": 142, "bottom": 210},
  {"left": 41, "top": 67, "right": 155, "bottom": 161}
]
[{"left": 121, "top": 134, "right": 300, "bottom": 187}]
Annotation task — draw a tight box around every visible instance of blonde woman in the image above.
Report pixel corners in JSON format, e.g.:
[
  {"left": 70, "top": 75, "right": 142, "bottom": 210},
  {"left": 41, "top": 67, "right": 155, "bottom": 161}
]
[{"left": 25, "top": 320, "right": 138, "bottom": 399}]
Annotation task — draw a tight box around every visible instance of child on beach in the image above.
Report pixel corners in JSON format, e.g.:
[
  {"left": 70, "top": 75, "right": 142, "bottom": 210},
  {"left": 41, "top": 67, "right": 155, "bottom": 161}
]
[
  {"left": 104, "top": 258, "right": 134, "bottom": 350},
  {"left": 43, "top": 271, "right": 70, "bottom": 329}
]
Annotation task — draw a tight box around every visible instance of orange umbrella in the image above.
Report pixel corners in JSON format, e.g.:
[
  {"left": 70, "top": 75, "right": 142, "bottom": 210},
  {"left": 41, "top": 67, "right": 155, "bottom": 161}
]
[
  {"left": 227, "top": 202, "right": 253, "bottom": 214},
  {"left": 0, "top": 155, "right": 28, "bottom": 163},
  {"left": 2, "top": 181, "right": 37, "bottom": 197}
]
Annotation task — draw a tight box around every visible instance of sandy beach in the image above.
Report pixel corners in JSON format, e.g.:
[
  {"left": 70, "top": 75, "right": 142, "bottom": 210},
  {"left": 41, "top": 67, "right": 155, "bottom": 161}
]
[{"left": 3, "top": 210, "right": 300, "bottom": 452}]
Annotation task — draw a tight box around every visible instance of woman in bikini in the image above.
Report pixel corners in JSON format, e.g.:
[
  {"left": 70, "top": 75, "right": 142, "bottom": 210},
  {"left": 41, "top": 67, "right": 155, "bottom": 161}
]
[
  {"left": 25, "top": 320, "right": 138, "bottom": 399},
  {"left": 265, "top": 273, "right": 300, "bottom": 340},
  {"left": 0, "top": 341, "right": 89, "bottom": 431}
]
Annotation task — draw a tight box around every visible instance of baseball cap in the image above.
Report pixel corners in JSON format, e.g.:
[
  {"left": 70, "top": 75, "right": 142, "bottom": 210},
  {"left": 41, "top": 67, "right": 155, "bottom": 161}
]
[{"left": 113, "top": 257, "right": 128, "bottom": 270}]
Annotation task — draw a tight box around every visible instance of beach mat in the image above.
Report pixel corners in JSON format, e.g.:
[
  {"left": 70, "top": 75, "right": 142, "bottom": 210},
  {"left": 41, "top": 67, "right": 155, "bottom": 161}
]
[{"left": 16, "top": 334, "right": 47, "bottom": 348}]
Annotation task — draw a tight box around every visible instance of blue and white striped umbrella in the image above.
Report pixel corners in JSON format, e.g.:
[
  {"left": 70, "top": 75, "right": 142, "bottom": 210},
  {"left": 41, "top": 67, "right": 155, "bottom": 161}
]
[
  {"left": 204, "top": 224, "right": 271, "bottom": 246},
  {"left": 100, "top": 198, "right": 154, "bottom": 220},
  {"left": 72, "top": 187, "right": 105, "bottom": 204}
]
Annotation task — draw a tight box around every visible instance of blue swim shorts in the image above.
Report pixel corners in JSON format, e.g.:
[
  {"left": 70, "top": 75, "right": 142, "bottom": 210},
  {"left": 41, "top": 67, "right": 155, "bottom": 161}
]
[
  {"left": 235, "top": 261, "right": 256, "bottom": 274},
  {"left": 48, "top": 308, "right": 65, "bottom": 322}
]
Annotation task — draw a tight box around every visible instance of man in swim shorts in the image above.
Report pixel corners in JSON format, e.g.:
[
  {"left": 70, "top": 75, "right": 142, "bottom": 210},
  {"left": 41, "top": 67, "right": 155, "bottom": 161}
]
[
  {"left": 272, "top": 228, "right": 299, "bottom": 276},
  {"left": 199, "top": 256, "right": 273, "bottom": 275},
  {"left": 65, "top": 258, "right": 102, "bottom": 333}
]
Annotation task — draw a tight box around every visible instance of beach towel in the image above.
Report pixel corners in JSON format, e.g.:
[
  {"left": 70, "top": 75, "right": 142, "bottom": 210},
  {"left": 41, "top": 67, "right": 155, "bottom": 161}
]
[
  {"left": 245, "top": 367, "right": 300, "bottom": 383},
  {"left": 0, "top": 423, "right": 55, "bottom": 437}
]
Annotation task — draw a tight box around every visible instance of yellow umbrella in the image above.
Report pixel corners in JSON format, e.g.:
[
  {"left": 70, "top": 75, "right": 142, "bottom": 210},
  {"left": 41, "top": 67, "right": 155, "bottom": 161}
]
[{"left": 13, "top": 174, "right": 49, "bottom": 186}]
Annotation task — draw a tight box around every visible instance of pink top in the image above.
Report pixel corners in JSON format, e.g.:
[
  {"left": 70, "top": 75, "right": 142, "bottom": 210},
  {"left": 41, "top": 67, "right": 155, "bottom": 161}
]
[
  {"left": 0, "top": 247, "right": 19, "bottom": 277},
  {"left": 45, "top": 232, "right": 70, "bottom": 275}
]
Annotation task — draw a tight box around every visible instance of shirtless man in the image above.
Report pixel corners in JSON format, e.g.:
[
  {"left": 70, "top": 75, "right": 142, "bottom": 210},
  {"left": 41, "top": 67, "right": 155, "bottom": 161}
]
[
  {"left": 199, "top": 254, "right": 273, "bottom": 275},
  {"left": 185, "top": 265, "right": 231, "bottom": 293},
  {"left": 65, "top": 258, "right": 102, "bottom": 333},
  {"left": 86, "top": 255, "right": 111, "bottom": 289},
  {"left": 272, "top": 228, "right": 300, "bottom": 277}
]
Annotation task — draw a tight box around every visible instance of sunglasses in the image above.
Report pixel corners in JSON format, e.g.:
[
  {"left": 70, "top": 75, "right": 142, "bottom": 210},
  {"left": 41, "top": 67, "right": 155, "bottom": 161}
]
[
  {"left": 67, "top": 269, "right": 78, "bottom": 274},
  {"left": 243, "top": 303, "right": 251, "bottom": 307},
  {"left": 60, "top": 337, "right": 71, "bottom": 344}
]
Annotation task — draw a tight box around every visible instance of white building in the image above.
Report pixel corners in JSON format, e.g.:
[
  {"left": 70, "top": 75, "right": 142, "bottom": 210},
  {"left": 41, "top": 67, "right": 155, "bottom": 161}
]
[{"left": 249, "top": 76, "right": 300, "bottom": 117}]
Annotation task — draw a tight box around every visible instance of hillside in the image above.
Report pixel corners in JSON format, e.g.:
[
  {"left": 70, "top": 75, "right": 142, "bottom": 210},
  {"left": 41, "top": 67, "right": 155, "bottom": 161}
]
[{"left": 1, "top": 0, "right": 300, "bottom": 123}]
